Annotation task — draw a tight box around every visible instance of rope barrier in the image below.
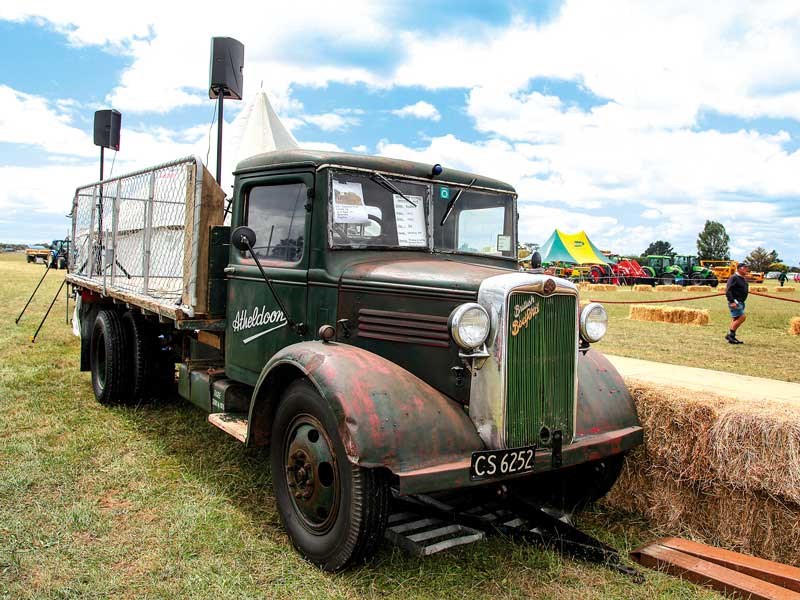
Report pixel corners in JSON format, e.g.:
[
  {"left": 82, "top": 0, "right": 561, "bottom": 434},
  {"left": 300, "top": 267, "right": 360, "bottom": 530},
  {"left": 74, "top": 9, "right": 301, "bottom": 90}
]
[
  {"left": 750, "top": 291, "right": 800, "bottom": 304},
  {"left": 588, "top": 290, "right": 800, "bottom": 305},
  {"left": 589, "top": 292, "right": 726, "bottom": 305}
]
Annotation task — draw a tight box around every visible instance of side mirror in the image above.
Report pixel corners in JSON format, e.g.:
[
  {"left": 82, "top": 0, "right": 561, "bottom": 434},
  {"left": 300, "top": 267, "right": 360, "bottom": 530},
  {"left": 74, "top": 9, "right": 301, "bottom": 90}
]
[
  {"left": 531, "top": 251, "right": 542, "bottom": 269},
  {"left": 231, "top": 226, "right": 256, "bottom": 252}
]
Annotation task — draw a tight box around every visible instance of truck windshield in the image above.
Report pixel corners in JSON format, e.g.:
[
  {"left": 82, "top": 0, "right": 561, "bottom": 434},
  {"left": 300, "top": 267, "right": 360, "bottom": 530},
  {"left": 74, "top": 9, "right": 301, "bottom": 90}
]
[{"left": 328, "top": 170, "right": 516, "bottom": 259}]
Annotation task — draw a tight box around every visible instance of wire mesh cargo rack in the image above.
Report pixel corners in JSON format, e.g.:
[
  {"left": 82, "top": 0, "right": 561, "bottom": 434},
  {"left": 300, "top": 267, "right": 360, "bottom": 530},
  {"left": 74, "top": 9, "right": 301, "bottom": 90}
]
[{"left": 67, "top": 155, "right": 225, "bottom": 322}]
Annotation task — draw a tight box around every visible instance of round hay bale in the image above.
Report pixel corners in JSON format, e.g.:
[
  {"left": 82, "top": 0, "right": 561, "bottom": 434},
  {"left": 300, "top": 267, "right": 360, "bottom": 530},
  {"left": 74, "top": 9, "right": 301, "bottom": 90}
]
[{"left": 775, "top": 286, "right": 796, "bottom": 293}]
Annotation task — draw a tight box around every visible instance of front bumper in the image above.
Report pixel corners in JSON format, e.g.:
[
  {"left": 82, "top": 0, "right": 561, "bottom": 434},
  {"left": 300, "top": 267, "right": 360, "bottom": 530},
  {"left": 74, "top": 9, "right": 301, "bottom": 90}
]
[{"left": 397, "top": 425, "right": 643, "bottom": 496}]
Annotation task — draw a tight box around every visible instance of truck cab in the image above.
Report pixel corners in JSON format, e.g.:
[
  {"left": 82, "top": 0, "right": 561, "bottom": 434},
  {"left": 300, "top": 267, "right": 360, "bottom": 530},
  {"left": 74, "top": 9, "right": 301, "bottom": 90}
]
[{"left": 69, "top": 150, "right": 642, "bottom": 572}]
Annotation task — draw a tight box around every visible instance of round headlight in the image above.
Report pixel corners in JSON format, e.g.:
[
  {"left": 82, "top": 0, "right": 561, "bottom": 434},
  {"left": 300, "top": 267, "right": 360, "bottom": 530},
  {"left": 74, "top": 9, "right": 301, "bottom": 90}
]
[
  {"left": 580, "top": 302, "right": 608, "bottom": 343},
  {"left": 449, "top": 303, "right": 490, "bottom": 349}
]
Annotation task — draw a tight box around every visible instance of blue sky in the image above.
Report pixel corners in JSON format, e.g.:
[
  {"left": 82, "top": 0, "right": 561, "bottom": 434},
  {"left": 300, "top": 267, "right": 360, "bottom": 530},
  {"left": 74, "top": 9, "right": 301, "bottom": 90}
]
[{"left": 1, "top": 1, "right": 798, "bottom": 264}]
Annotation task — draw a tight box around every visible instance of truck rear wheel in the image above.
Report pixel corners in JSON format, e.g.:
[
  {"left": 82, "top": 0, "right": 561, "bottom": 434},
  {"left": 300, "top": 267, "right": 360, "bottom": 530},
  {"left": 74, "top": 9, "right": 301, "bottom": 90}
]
[
  {"left": 122, "top": 311, "right": 153, "bottom": 404},
  {"left": 270, "top": 379, "right": 389, "bottom": 571},
  {"left": 90, "top": 310, "right": 130, "bottom": 405}
]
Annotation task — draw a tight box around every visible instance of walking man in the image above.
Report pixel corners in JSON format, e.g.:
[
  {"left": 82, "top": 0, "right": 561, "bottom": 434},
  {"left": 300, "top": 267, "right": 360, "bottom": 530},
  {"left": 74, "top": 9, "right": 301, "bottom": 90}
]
[
  {"left": 725, "top": 263, "right": 749, "bottom": 344},
  {"left": 778, "top": 271, "right": 788, "bottom": 287}
]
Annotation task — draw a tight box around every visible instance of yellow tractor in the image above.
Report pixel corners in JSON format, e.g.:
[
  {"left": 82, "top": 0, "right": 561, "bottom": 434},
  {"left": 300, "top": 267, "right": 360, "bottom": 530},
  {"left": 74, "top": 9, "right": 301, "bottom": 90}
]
[{"left": 699, "top": 260, "right": 764, "bottom": 284}]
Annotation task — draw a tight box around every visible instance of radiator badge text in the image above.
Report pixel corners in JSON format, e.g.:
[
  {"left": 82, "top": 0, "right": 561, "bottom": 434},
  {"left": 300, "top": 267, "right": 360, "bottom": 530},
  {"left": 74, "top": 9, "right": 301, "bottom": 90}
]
[
  {"left": 232, "top": 305, "right": 287, "bottom": 344},
  {"left": 511, "top": 297, "right": 539, "bottom": 337}
]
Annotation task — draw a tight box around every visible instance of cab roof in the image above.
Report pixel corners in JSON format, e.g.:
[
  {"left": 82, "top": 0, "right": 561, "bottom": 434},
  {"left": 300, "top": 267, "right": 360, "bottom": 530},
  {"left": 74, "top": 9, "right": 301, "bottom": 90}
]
[{"left": 235, "top": 149, "right": 516, "bottom": 194}]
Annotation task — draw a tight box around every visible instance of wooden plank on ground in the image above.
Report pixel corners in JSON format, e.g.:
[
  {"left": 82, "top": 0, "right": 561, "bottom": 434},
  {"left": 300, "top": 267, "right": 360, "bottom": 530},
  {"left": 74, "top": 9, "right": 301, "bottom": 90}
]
[
  {"left": 659, "top": 537, "right": 800, "bottom": 593},
  {"left": 631, "top": 543, "right": 800, "bottom": 600}
]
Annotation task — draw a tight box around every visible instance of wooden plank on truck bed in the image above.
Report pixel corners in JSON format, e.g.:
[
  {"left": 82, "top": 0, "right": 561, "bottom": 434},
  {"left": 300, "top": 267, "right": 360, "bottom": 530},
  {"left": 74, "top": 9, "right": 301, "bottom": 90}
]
[{"left": 181, "top": 164, "right": 225, "bottom": 315}]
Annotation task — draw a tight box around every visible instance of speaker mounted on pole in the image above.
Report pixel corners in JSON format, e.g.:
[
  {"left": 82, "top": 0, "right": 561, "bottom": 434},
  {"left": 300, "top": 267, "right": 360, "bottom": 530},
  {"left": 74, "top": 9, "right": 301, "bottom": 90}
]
[
  {"left": 209, "top": 37, "right": 244, "bottom": 100},
  {"left": 93, "top": 109, "right": 122, "bottom": 151}
]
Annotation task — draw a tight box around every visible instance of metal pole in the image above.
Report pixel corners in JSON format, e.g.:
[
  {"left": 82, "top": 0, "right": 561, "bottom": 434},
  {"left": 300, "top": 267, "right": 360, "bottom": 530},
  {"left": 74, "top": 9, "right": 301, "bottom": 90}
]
[
  {"left": 15, "top": 262, "right": 51, "bottom": 324},
  {"left": 216, "top": 93, "right": 224, "bottom": 185},
  {"left": 31, "top": 278, "right": 67, "bottom": 343}
]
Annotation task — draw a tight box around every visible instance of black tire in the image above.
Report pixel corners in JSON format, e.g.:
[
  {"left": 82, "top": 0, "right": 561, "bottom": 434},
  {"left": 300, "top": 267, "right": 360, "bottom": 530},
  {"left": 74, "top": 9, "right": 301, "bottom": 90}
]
[
  {"left": 660, "top": 273, "right": 675, "bottom": 285},
  {"left": 708, "top": 274, "right": 719, "bottom": 288},
  {"left": 270, "top": 379, "right": 389, "bottom": 571},
  {"left": 512, "top": 453, "right": 626, "bottom": 514},
  {"left": 90, "top": 310, "right": 129, "bottom": 405},
  {"left": 121, "top": 311, "right": 154, "bottom": 404},
  {"left": 26, "top": 255, "right": 34, "bottom": 263},
  {"left": 57, "top": 257, "right": 66, "bottom": 270}
]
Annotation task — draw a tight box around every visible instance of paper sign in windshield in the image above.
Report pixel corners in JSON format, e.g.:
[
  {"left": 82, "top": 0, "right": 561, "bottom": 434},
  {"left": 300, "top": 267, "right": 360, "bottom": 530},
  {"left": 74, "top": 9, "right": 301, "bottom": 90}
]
[
  {"left": 393, "top": 194, "right": 426, "bottom": 247},
  {"left": 332, "top": 180, "right": 370, "bottom": 223}
]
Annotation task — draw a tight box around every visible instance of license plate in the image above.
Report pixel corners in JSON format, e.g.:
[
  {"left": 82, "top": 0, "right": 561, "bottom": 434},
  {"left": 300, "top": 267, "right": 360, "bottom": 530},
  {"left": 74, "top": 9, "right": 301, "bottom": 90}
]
[{"left": 470, "top": 445, "right": 537, "bottom": 481}]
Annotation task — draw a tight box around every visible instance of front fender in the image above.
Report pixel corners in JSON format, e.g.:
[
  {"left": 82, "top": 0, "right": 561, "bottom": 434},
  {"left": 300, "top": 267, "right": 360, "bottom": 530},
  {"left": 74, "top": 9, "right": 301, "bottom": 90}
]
[
  {"left": 575, "top": 348, "right": 640, "bottom": 437},
  {"left": 248, "top": 341, "right": 484, "bottom": 474}
]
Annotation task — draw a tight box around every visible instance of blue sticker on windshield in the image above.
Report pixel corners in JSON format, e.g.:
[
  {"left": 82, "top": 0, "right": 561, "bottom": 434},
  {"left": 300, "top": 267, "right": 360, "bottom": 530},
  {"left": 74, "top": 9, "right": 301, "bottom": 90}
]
[{"left": 440, "top": 187, "right": 450, "bottom": 199}]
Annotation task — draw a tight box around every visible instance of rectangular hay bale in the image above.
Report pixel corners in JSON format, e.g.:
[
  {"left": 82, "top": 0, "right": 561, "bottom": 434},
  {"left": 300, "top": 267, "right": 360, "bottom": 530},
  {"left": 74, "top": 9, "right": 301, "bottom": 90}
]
[
  {"left": 587, "top": 283, "right": 617, "bottom": 292},
  {"left": 605, "top": 380, "right": 800, "bottom": 566},
  {"left": 790, "top": 317, "right": 800, "bottom": 336},
  {"left": 686, "top": 285, "right": 711, "bottom": 292},
  {"left": 750, "top": 286, "right": 768, "bottom": 293},
  {"left": 776, "top": 286, "right": 796, "bottom": 293},
  {"left": 629, "top": 304, "right": 709, "bottom": 325},
  {"left": 632, "top": 284, "right": 653, "bottom": 292},
  {"left": 655, "top": 284, "right": 684, "bottom": 292}
]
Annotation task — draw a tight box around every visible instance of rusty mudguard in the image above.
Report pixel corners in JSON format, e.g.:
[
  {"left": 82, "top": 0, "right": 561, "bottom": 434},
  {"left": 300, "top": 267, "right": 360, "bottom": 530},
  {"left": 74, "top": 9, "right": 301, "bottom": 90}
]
[
  {"left": 247, "top": 342, "right": 641, "bottom": 495},
  {"left": 247, "top": 341, "right": 484, "bottom": 471}
]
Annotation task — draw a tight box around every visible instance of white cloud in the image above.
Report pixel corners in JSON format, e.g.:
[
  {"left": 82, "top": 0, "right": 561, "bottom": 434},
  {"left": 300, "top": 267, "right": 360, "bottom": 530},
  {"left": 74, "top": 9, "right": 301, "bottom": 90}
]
[
  {"left": 391, "top": 101, "right": 441, "bottom": 121},
  {"left": 302, "top": 112, "right": 360, "bottom": 132},
  {"left": 352, "top": 144, "right": 368, "bottom": 153}
]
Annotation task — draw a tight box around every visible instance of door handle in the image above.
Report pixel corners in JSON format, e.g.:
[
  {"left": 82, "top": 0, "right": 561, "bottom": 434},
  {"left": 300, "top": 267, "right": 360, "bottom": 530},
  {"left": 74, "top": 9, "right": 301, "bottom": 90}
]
[{"left": 223, "top": 266, "right": 236, "bottom": 275}]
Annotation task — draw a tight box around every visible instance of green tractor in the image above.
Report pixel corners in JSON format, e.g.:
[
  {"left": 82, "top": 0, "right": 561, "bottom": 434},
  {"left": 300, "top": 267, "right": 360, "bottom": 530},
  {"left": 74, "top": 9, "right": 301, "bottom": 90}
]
[
  {"left": 641, "top": 255, "right": 685, "bottom": 285},
  {"left": 673, "top": 255, "right": 718, "bottom": 287}
]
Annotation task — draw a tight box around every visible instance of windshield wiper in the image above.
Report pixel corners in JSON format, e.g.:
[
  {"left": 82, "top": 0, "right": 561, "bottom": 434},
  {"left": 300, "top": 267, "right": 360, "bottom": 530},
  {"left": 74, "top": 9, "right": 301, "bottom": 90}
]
[
  {"left": 371, "top": 172, "right": 417, "bottom": 207},
  {"left": 440, "top": 177, "right": 477, "bottom": 226}
]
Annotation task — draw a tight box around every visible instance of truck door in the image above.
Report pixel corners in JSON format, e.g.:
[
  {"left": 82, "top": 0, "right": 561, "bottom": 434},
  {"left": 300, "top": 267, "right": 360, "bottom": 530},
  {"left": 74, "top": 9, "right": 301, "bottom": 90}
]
[{"left": 225, "top": 173, "right": 312, "bottom": 384}]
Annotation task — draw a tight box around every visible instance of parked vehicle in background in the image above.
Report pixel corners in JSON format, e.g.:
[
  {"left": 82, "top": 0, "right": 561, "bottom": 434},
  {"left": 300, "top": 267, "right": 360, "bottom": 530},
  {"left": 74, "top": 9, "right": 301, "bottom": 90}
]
[
  {"left": 66, "top": 151, "right": 642, "bottom": 572},
  {"left": 45, "top": 239, "right": 70, "bottom": 269},
  {"left": 765, "top": 271, "right": 781, "bottom": 279},
  {"left": 25, "top": 245, "right": 51, "bottom": 264},
  {"left": 641, "top": 255, "right": 685, "bottom": 285},
  {"left": 700, "top": 259, "right": 763, "bottom": 284},
  {"left": 672, "top": 255, "right": 718, "bottom": 287}
]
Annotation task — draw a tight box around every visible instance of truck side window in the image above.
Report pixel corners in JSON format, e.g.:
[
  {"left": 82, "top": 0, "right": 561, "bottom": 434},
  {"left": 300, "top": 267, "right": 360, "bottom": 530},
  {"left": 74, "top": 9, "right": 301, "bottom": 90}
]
[{"left": 246, "top": 183, "right": 307, "bottom": 263}]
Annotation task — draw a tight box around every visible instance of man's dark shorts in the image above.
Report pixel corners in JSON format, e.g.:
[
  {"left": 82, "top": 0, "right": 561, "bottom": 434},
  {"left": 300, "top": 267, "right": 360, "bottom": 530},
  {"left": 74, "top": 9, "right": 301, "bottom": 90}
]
[{"left": 729, "top": 301, "right": 745, "bottom": 318}]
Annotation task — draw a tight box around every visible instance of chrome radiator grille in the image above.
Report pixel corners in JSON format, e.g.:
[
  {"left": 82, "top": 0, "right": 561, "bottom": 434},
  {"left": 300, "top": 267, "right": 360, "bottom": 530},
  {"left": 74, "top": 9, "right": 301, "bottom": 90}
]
[{"left": 505, "top": 292, "right": 577, "bottom": 448}]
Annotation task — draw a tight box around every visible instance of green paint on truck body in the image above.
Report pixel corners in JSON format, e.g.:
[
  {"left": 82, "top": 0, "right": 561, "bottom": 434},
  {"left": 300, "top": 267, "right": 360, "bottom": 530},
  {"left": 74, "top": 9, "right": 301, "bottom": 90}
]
[{"left": 206, "top": 149, "right": 641, "bottom": 492}]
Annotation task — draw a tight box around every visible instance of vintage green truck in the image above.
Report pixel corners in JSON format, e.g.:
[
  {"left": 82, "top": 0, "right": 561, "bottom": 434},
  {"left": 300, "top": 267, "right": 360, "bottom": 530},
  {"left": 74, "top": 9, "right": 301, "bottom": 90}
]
[{"left": 67, "top": 151, "right": 642, "bottom": 571}]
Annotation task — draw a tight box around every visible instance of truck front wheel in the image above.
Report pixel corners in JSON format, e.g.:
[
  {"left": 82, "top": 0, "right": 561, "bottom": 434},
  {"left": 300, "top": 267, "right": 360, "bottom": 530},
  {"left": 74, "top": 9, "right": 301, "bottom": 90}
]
[
  {"left": 90, "top": 310, "right": 129, "bottom": 405},
  {"left": 270, "top": 379, "right": 389, "bottom": 571}
]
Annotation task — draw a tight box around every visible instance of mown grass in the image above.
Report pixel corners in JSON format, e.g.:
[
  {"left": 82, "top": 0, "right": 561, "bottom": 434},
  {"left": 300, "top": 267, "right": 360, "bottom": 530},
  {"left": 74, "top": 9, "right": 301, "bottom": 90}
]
[
  {"left": 0, "top": 253, "right": 721, "bottom": 599},
  {"left": 588, "top": 280, "right": 799, "bottom": 382}
]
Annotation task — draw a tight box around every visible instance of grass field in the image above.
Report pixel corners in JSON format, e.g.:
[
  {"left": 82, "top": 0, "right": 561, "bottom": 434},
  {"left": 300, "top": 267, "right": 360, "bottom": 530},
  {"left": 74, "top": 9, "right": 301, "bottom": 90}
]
[
  {"left": 0, "top": 252, "right": 738, "bottom": 599},
  {"left": 588, "top": 279, "right": 799, "bottom": 382}
]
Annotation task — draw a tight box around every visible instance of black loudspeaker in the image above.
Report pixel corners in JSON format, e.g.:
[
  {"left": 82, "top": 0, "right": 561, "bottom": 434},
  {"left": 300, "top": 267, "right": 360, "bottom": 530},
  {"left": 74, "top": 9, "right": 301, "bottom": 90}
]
[
  {"left": 93, "top": 109, "right": 122, "bottom": 150},
  {"left": 209, "top": 37, "right": 244, "bottom": 100}
]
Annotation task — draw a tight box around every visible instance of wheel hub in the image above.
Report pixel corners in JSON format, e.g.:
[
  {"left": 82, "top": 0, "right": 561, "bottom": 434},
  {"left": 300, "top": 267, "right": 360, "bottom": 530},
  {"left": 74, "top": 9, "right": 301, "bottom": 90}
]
[{"left": 284, "top": 416, "right": 339, "bottom": 533}]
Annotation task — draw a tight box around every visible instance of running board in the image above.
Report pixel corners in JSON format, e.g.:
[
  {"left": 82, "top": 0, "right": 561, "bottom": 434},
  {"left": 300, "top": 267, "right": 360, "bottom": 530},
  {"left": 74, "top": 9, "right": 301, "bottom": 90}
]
[
  {"left": 386, "top": 491, "right": 641, "bottom": 580},
  {"left": 632, "top": 538, "right": 800, "bottom": 599},
  {"left": 208, "top": 412, "right": 248, "bottom": 442}
]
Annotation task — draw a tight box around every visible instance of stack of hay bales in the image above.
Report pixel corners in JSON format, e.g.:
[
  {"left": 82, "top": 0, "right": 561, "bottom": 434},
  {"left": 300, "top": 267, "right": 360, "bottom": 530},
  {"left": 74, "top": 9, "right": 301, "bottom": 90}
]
[
  {"left": 632, "top": 284, "right": 653, "bottom": 292},
  {"left": 605, "top": 381, "right": 800, "bottom": 565},
  {"left": 685, "top": 285, "right": 712, "bottom": 292},
  {"left": 789, "top": 317, "right": 800, "bottom": 335},
  {"left": 587, "top": 283, "right": 617, "bottom": 292},
  {"left": 655, "top": 284, "right": 683, "bottom": 293},
  {"left": 629, "top": 304, "right": 710, "bottom": 325},
  {"left": 776, "top": 287, "right": 796, "bottom": 293},
  {"left": 750, "top": 285, "right": 768, "bottom": 293}
]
